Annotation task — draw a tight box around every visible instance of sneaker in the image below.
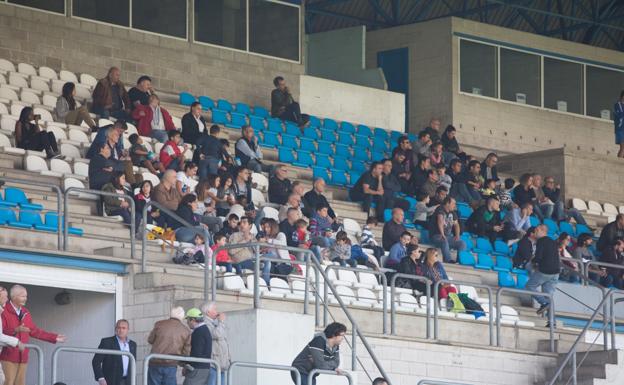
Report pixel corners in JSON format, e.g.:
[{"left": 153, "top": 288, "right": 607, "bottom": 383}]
[
  {"left": 545, "top": 321, "right": 557, "bottom": 329},
  {"left": 536, "top": 304, "right": 548, "bottom": 316}
]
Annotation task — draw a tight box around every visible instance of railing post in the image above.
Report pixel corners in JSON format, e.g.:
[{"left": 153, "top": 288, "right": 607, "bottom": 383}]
[
  {"left": 52, "top": 346, "right": 136, "bottom": 385},
  {"left": 571, "top": 349, "right": 577, "bottom": 385},
  {"left": 314, "top": 264, "right": 320, "bottom": 327},
  {"left": 204, "top": 227, "right": 212, "bottom": 301},
  {"left": 304, "top": 252, "right": 310, "bottom": 315},
  {"left": 227, "top": 361, "right": 300, "bottom": 385},
  {"left": 141, "top": 204, "right": 148, "bottom": 273},
  {"left": 308, "top": 369, "right": 354, "bottom": 385},
  {"left": 351, "top": 326, "right": 356, "bottom": 371},
  {"left": 610, "top": 293, "right": 616, "bottom": 350},
  {"left": 323, "top": 267, "right": 329, "bottom": 326},
  {"left": 24, "top": 344, "right": 44, "bottom": 385},
  {"left": 381, "top": 272, "right": 388, "bottom": 335},
  {"left": 144, "top": 353, "right": 221, "bottom": 385},
  {"left": 253, "top": 244, "right": 261, "bottom": 309},
  {"left": 390, "top": 275, "right": 397, "bottom": 335},
  {"left": 433, "top": 281, "right": 440, "bottom": 340}
]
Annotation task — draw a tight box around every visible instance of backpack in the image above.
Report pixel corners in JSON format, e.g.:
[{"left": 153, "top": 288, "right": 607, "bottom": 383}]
[
  {"left": 448, "top": 293, "right": 466, "bottom": 313},
  {"left": 458, "top": 292, "right": 486, "bottom": 319},
  {"left": 350, "top": 245, "right": 369, "bottom": 264}
]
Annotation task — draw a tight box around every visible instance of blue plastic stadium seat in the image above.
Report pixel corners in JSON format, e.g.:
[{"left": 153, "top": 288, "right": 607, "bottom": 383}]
[
  {"left": 235, "top": 102, "right": 251, "bottom": 115},
  {"left": 228, "top": 112, "right": 246, "bottom": 129},
  {"left": 357, "top": 124, "right": 373, "bottom": 137},
  {"left": 281, "top": 134, "right": 298, "bottom": 149},
  {"left": 315, "top": 153, "right": 332, "bottom": 169},
  {"left": 267, "top": 118, "right": 283, "bottom": 133},
  {"left": 303, "top": 126, "right": 319, "bottom": 140},
  {"left": 278, "top": 147, "right": 295, "bottom": 163},
  {"left": 516, "top": 274, "right": 529, "bottom": 288},
  {"left": 383, "top": 209, "right": 393, "bottom": 222},
  {"left": 575, "top": 224, "right": 591, "bottom": 237},
  {"left": 337, "top": 132, "right": 354, "bottom": 146},
  {"left": 212, "top": 109, "right": 229, "bottom": 125},
  {"left": 0, "top": 208, "right": 21, "bottom": 227},
  {"left": 260, "top": 131, "right": 280, "bottom": 148},
  {"left": 498, "top": 271, "right": 516, "bottom": 288},
  {"left": 404, "top": 196, "right": 417, "bottom": 211},
  {"left": 374, "top": 128, "right": 389, "bottom": 140},
  {"left": 253, "top": 106, "right": 270, "bottom": 118},
  {"left": 351, "top": 160, "right": 367, "bottom": 172},
  {"left": 457, "top": 204, "right": 473, "bottom": 220},
  {"left": 354, "top": 134, "right": 370, "bottom": 148},
  {"left": 340, "top": 121, "right": 356, "bottom": 133},
  {"left": 4, "top": 187, "right": 43, "bottom": 211},
  {"left": 348, "top": 171, "right": 362, "bottom": 186},
  {"left": 474, "top": 237, "right": 493, "bottom": 254},
  {"left": 19, "top": 210, "right": 56, "bottom": 231},
  {"left": 543, "top": 218, "right": 559, "bottom": 235},
  {"left": 320, "top": 129, "right": 336, "bottom": 142},
  {"left": 331, "top": 169, "right": 348, "bottom": 186},
  {"left": 312, "top": 166, "right": 330, "bottom": 182},
  {"left": 390, "top": 131, "right": 402, "bottom": 144},
  {"left": 463, "top": 237, "right": 475, "bottom": 251},
  {"left": 529, "top": 216, "right": 540, "bottom": 227},
  {"left": 323, "top": 118, "right": 338, "bottom": 131},
  {"left": 249, "top": 116, "right": 266, "bottom": 131},
  {"left": 294, "top": 150, "right": 314, "bottom": 168},
  {"left": 493, "top": 255, "right": 512, "bottom": 272},
  {"left": 371, "top": 151, "right": 385, "bottom": 162},
  {"left": 372, "top": 137, "right": 389, "bottom": 152},
  {"left": 458, "top": 251, "right": 476, "bottom": 266},
  {"left": 44, "top": 212, "right": 83, "bottom": 236},
  {"left": 179, "top": 92, "right": 196, "bottom": 106},
  {"left": 475, "top": 253, "right": 494, "bottom": 270},
  {"left": 493, "top": 240, "right": 510, "bottom": 256},
  {"left": 300, "top": 137, "right": 317, "bottom": 152},
  {"left": 198, "top": 95, "right": 214, "bottom": 110},
  {"left": 284, "top": 122, "right": 301, "bottom": 137},
  {"left": 408, "top": 133, "right": 417, "bottom": 142},
  {"left": 308, "top": 116, "right": 321, "bottom": 128},
  {"left": 217, "top": 99, "right": 233, "bottom": 112},
  {"left": 353, "top": 147, "right": 370, "bottom": 161},
  {"left": 559, "top": 221, "right": 575, "bottom": 236},
  {"left": 317, "top": 141, "right": 334, "bottom": 155},
  {"left": 335, "top": 143, "right": 351, "bottom": 158},
  {"left": 419, "top": 229, "right": 430, "bottom": 244},
  {"left": 333, "top": 156, "right": 349, "bottom": 171},
  {"left": 0, "top": 192, "right": 17, "bottom": 208}
]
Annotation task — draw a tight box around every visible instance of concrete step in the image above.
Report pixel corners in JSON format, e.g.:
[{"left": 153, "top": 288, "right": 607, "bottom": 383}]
[
  {"left": 546, "top": 364, "right": 606, "bottom": 383},
  {"left": 538, "top": 338, "right": 604, "bottom": 354},
  {"left": 556, "top": 349, "right": 620, "bottom": 367}
]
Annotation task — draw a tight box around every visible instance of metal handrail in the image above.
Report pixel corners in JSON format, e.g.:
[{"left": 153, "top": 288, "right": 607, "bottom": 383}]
[
  {"left": 417, "top": 380, "right": 475, "bottom": 385},
  {"left": 140, "top": 201, "right": 213, "bottom": 300},
  {"left": 496, "top": 286, "right": 555, "bottom": 352},
  {"left": 64, "top": 187, "right": 136, "bottom": 257},
  {"left": 24, "top": 343, "right": 44, "bottom": 385},
  {"left": 389, "top": 273, "right": 432, "bottom": 337},
  {"left": 144, "top": 353, "right": 221, "bottom": 385},
  {"left": 52, "top": 346, "right": 137, "bottom": 385},
  {"left": 323, "top": 264, "right": 388, "bottom": 334},
  {"left": 0, "top": 176, "right": 63, "bottom": 250},
  {"left": 433, "top": 279, "right": 494, "bottom": 346},
  {"left": 308, "top": 369, "right": 353, "bottom": 385},
  {"left": 227, "top": 361, "right": 300, "bottom": 385},
  {"left": 560, "top": 256, "right": 586, "bottom": 284}
]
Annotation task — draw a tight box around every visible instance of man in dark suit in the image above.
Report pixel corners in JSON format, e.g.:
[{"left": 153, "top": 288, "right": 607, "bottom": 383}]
[
  {"left": 92, "top": 320, "right": 137, "bottom": 385},
  {"left": 181, "top": 102, "right": 207, "bottom": 145}
]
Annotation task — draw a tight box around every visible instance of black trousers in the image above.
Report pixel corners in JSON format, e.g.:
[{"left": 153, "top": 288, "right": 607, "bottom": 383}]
[
  {"left": 27, "top": 131, "right": 58, "bottom": 155},
  {"left": 280, "top": 102, "right": 308, "bottom": 126}
]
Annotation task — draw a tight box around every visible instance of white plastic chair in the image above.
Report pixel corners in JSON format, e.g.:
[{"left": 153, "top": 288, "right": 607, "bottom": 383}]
[
  {"left": 0, "top": 59, "right": 15, "bottom": 72},
  {"left": 79, "top": 73, "right": 97, "bottom": 88},
  {"left": 30, "top": 77, "right": 50, "bottom": 93},
  {"left": 586, "top": 200, "right": 603, "bottom": 215},
  {"left": 171, "top": 116, "right": 182, "bottom": 129},
  {"left": 50, "top": 158, "right": 73, "bottom": 174},
  {"left": 141, "top": 172, "right": 161, "bottom": 187},
  {"left": 222, "top": 273, "right": 252, "bottom": 295},
  {"left": 20, "top": 90, "right": 40, "bottom": 105},
  {"left": 331, "top": 285, "right": 355, "bottom": 305},
  {"left": 59, "top": 70, "right": 78, "bottom": 83},
  {"left": 42, "top": 94, "right": 57, "bottom": 109},
  {"left": 0, "top": 103, "right": 7, "bottom": 114},
  {"left": 603, "top": 203, "right": 618, "bottom": 216},
  {"left": 38, "top": 66, "right": 58, "bottom": 80},
  {"left": 398, "top": 293, "right": 419, "bottom": 309},
  {"left": 0, "top": 87, "right": 19, "bottom": 102},
  {"left": 46, "top": 125, "right": 67, "bottom": 141},
  {"left": 74, "top": 162, "right": 89, "bottom": 177},
  {"left": 34, "top": 108, "right": 53, "bottom": 122},
  {"left": 338, "top": 269, "right": 359, "bottom": 286},
  {"left": 357, "top": 288, "right": 378, "bottom": 304},
  {"left": 25, "top": 155, "right": 49, "bottom": 173},
  {"left": 0, "top": 74, "right": 5, "bottom": 85},
  {"left": 63, "top": 177, "right": 85, "bottom": 191},
  {"left": 251, "top": 172, "right": 269, "bottom": 192},
  {"left": 74, "top": 84, "right": 91, "bottom": 100},
  {"left": 0, "top": 116, "right": 17, "bottom": 131},
  {"left": 17, "top": 63, "right": 37, "bottom": 76},
  {"left": 125, "top": 122, "right": 138, "bottom": 136},
  {"left": 269, "top": 278, "right": 292, "bottom": 296},
  {"left": 342, "top": 218, "right": 362, "bottom": 237},
  {"left": 99, "top": 118, "right": 114, "bottom": 127},
  {"left": 10, "top": 103, "right": 26, "bottom": 116},
  {"left": 251, "top": 188, "right": 265, "bottom": 207},
  {"left": 51, "top": 80, "right": 65, "bottom": 94},
  {"left": 60, "top": 143, "right": 82, "bottom": 159},
  {"left": 8, "top": 73, "right": 28, "bottom": 88},
  {"left": 261, "top": 206, "right": 279, "bottom": 221},
  {"left": 68, "top": 128, "right": 90, "bottom": 144}
]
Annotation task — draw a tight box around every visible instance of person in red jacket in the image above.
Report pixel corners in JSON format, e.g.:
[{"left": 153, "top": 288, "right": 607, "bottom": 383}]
[
  {"left": 1, "top": 285, "right": 66, "bottom": 385},
  {"left": 159, "top": 130, "right": 187, "bottom": 171},
  {"left": 131, "top": 94, "right": 176, "bottom": 142}
]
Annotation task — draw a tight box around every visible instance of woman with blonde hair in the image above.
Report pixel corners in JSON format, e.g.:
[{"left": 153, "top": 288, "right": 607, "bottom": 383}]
[{"left": 421, "top": 248, "right": 457, "bottom": 299}]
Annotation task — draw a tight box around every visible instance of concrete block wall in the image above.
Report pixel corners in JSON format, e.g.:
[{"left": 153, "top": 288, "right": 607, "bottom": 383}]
[{"left": 0, "top": 3, "right": 304, "bottom": 108}]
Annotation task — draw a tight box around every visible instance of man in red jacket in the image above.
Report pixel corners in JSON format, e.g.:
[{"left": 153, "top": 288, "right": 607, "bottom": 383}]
[{"left": 1, "top": 285, "right": 66, "bottom": 385}]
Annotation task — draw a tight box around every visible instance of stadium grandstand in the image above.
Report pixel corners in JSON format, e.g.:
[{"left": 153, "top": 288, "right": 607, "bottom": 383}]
[{"left": 1, "top": 1, "right": 624, "bottom": 385}]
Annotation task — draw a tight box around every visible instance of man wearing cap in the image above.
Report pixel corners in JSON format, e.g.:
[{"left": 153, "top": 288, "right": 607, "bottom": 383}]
[
  {"left": 92, "top": 319, "right": 137, "bottom": 385},
  {"left": 147, "top": 307, "right": 192, "bottom": 385},
  {"left": 183, "top": 308, "right": 212, "bottom": 385}
]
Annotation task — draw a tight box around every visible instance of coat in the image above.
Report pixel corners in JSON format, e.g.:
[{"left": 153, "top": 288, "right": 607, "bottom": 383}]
[
  {"left": 159, "top": 140, "right": 182, "bottom": 169},
  {"left": 132, "top": 104, "right": 176, "bottom": 137},
  {"left": 205, "top": 318, "right": 231, "bottom": 369},
  {"left": 147, "top": 318, "right": 191, "bottom": 367},
  {"left": 92, "top": 77, "right": 130, "bottom": 111},
  {"left": 181, "top": 113, "right": 207, "bottom": 145},
  {"left": 92, "top": 336, "right": 137, "bottom": 385},
  {"left": 0, "top": 306, "right": 19, "bottom": 351},
  {"left": 0, "top": 302, "right": 58, "bottom": 363}
]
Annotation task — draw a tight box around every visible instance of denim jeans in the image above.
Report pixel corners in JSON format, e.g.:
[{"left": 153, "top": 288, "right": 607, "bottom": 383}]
[
  {"left": 431, "top": 234, "right": 466, "bottom": 262},
  {"left": 151, "top": 130, "right": 169, "bottom": 143},
  {"left": 525, "top": 270, "right": 559, "bottom": 317},
  {"left": 539, "top": 203, "right": 554, "bottom": 219},
  {"left": 237, "top": 258, "right": 271, "bottom": 284},
  {"left": 148, "top": 366, "right": 177, "bottom": 385},
  {"left": 451, "top": 183, "right": 480, "bottom": 204},
  {"left": 199, "top": 157, "right": 221, "bottom": 179},
  {"left": 208, "top": 367, "right": 225, "bottom": 385}
]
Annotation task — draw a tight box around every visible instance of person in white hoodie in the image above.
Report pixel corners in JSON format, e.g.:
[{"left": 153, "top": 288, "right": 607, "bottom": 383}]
[{"left": 0, "top": 286, "right": 24, "bottom": 385}]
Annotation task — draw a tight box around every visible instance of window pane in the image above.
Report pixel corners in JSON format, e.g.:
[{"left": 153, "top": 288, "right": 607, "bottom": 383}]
[
  {"left": 9, "top": 0, "right": 64, "bottom": 13},
  {"left": 194, "top": 0, "right": 246, "bottom": 50},
  {"left": 586, "top": 66, "right": 624, "bottom": 120},
  {"left": 249, "top": 0, "right": 300, "bottom": 61},
  {"left": 73, "top": 0, "right": 129, "bottom": 27},
  {"left": 132, "top": 0, "right": 186, "bottom": 38},
  {"left": 460, "top": 40, "right": 497, "bottom": 98},
  {"left": 500, "top": 48, "right": 541, "bottom": 106},
  {"left": 544, "top": 58, "right": 583, "bottom": 114}
]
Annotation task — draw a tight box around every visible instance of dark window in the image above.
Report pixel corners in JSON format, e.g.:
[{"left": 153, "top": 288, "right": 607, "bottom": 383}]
[
  {"left": 132, "top": 0, "right": 186, "bottom": 38},
  {"left": 249, "top": 0, "right": 300, "bottom": 61},
  {"left": 73, "top": 0, "right": 130, "bottom": 27},
  {"left": 586, "top": 66, "right": 624, "bottom": 120},
  {"left": 544, "top": 57, "right": 584, "bottom": 114},
  {"left": 194, "top": 0, "right": 246, "bottom": 50},
  {"left": 460, "top": 40, "right": 497, "bottom": 98},
  {"left": 9, "top": 0, "right": 64, "bottom": 14},
  {"left": 500, "top": 48, "right": 541, "bottom": 107}
]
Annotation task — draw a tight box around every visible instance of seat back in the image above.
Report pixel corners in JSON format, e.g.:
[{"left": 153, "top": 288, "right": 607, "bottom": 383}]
[
  {"left": 25, "top": 155, "right": 49, "bottom": 172},
  {"left": 19, "top": 210, "right": 43, "bottom": 226}
]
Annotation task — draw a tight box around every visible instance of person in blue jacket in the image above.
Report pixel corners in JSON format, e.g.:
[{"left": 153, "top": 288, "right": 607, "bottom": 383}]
[{"left": 615, "top": 90, "right": 624, "bottom": 158}]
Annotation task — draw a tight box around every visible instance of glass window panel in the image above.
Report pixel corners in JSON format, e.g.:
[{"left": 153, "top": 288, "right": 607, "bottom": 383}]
[
  {"left": 132, "top": 0, "right": 186, "bottom": 38},
  {"left": 586, "top": 66, "right": 624, "bottom": 120},
  {"left": 544, "top": 57, "right": 584, "bottom": 114},
  {"left": 73, "top": 0, "right": 129, "bottom": 26},
  {"left": 9, "top": 0, "right": 64, "bottom": 13},
  {"left": 249, "top": 0, "right": 300, "bottom": 61},
  {"left": 194, "top": 0, "right": 246, "bottom": 50},
  {"left": 500, "top": 48, "right": 541, "bottom": 106},
  {"left": 460, "top": 40, "right": 497, "bottom": 98}
]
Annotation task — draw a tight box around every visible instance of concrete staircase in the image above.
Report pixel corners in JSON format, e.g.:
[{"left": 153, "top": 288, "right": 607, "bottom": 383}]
[{"left": 538, "top": 350, "right": 624, "bottom": 385}]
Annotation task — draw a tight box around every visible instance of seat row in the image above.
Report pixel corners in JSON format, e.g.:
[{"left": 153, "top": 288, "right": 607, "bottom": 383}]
[{"left": 0, "top": 59, "right": 97, "bottom": 88}]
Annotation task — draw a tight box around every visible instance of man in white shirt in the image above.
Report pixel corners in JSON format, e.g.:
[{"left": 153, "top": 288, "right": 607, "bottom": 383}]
[{"left": 92, "top": 320, "right": 137, "bottom": 385}]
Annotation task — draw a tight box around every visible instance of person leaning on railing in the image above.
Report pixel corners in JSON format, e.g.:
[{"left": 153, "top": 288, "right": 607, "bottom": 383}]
[{"left": 291, "top": 322, "right": 346, "bottom": 385}]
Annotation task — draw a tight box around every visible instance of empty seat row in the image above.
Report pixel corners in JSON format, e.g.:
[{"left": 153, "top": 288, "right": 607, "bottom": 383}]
[{"left": 0, "top": 59, "right": 96, "bottom": 88}]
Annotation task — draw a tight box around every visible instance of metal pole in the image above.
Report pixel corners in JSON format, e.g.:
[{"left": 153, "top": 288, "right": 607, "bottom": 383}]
[
  {"left": 141, "top": 204, "right": 148, "bottom": 273},
  {"left": 204, "top": 227, "right": 211, "bottom": 301},
  {"left": 54, "top": 186, "right": 62, "bottom": 250},
  {"left": 314, "top": 264, "right": 320, "bottom": 327},
  {"left": 228, "top": 361, "right": 300, "bottom": 385},
  {"left": 304, "top": 253, "right": 310, "bottom": 315},
  {"left": 323, "top": 270, "right": 328, "bottom": 326},
  {"left": 389, "top": 273, "right": 432, "bottom": 338},
  {"left": 610, "top": 293, "right": 616, "bottom": 350},
  {"left": 52, "top": 346, "right": 136, "bottom": 385},
  {"left": 571, "top": 349, "right": 577, "bottom": 385},
  {"left": 390, "top": 275, "right": 397, "bottom": 335},
  {"left": 425, "top": 277, "right": 431, "bottom": 339},
  {"left": 24, "top": 344, "right": 44, "bottom": 385},
  {"left": 381, "top": 272, "right": 388, "bottom": 335},
  {"left": 433, "top": 281, "right": 440, "bottom": 340},
  {"left": 144, "top": 353, "right": 221, "bottom": 385},
  {"left": 351, "top": 326, "right": 356, "bottom": 371},
  {"left": 254, "top": 244, "right": 261, "bottom": 309},
  {"left": 308, "top": 369, "right": 354, "bottom": 385},
  {"left": 486, "top": 287, "right": 493, "bottom": 347}
]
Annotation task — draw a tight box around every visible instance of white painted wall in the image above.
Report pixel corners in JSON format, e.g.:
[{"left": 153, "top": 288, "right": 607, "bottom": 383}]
[{"left": 299, "top": 75, "right": 405, "bottom": 132}]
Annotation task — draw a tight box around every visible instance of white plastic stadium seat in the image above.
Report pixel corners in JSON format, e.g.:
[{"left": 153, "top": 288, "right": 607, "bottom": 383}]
[
  {"left": 171, "top": 116, "right": 182, "bottom": 129},
  {"left": 0, "top": 74, "right": 5, "bottom": 85},
  {"left": 8, "top": 73, "right": 28, "bottom": 88},
  {"left": 620, "top": 206, "right": 624, "bottom": 215},
  {"left": 50, "top": 158, "right": 73, "bottom": 174},
  {"left": 99, "top": 118, "right": 114, "bottom": 127},
  {"left": 74, "top": 84, "right": 91, "bottom": 100},
  {"left": 30, "top": 77, "right": 50, "bottom": 93},
  {"left": 34, "top": 108, "right": 53, "bottom": 122},
  {"left": 357, "top": 288, "right": 378, "bottom": 305},
  {"left": 251, "top": 188, "right": 265, "bottom": 207},
  {"left": 20, "top": 90, "right": 40, "bottom": 105},
  {"left": 586, "top": 200, "right": 603, "bottom": 215},
  {"left": 63, "top": 177, "right": 85, "bottom": 191},
  {"left": 269, "top": 278, "right": 292, "bottom": 297},
  {"left": 10, "top": 103, "right": 26, "bottom": 117},
  {"left": 0, "top": 87, "right": 19, "bottom": 102},
  {"left": 0, "top": 103, "right": 7, "bottom": 114},
  {"left": 79, "top": 73, "right": 97, "bottom": 88},
  {"left": 141, "top": 172, "right": 160, "bottom": 187},
  {"left": 60, "top": 143, "right": 82, "bottom": 159},
  {"left": 571, "top": 198, "right": 588, "bottom": 211},
  {"left": 1, "top": 116, "right": 17, "bottom": 131},
  {"left": 125, "top": 122, "right": 138, "bottom": 136},
  {"left": 39, "top": 66, "right": 58, "bottom": 80},
  {"left": 42, "top": 94, "right": 57, "bottom": 109},
  {"left": 51, "top": 80, "right": 65, "bottom": 94},
  {"left": 59, "top": 70, "right": 78, "bottom": 83},
  {"left": 26, "top": 155, "right": 54, "bottom": 174},
  {"left": 603, "top": 203, "right": 618, "bottom": 216},
  {"left": 251, "top": 172, "right": 269, "bottom": 192},
  {"left": 0, "top": 59, "right": 15, "bottom": 72},
  {"left": 46, "top": 125, "right": 67, "bottom": 141},
  {"left": 261, "top": 206, "right": 279, "bottom": 221},
  {"left": 398, "top": 293, "right": 419, "bottom": 311},
  {"left": 17, "top": 63, "right": 37, "bottom": 76},
  {"left": 222, "top": 273, "right": 252, "bottom": 295},
  {"left": 342, "top": 218, "right": 361, "bottom": 237},
  {"left": 246, "top": 276, "right": 284, "bottom": 299},
  {"left": 68, "top": 128, "right": 90, "bottom": 144},
  {"left": 73, "top": 162, "right": 89, "bottom": 177}
]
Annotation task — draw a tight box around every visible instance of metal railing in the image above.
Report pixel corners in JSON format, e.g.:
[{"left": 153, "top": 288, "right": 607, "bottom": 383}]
[
  {"left": 308, "top": 369, "right": 354, "bottom": 385},
  {"left": 24, "top": 343, "right": 44, "bottom": 385},
  {"left": 417, "top": 380, "right": 474, "bottom": 385},
  {"left": 141, "top": 201, "right": 213, "bottom": 300},
  {"left": 433, "top": 279, "right": 494, "bottom": 346},
  {"left": 0, "top": 176, "right": 63, "bottom": 250},
  {"left": 227, "top": 361, "right": 300, "bottom": 385},
  {"left": 64, "top": 187, "right": 136, "bottom": 257},
  {"left": 52, "top": 346, "right": 137, "bottom": 385},
  {"left": 389, "top": 273, "right": 432, "bottom": 338},
  {"left": 144, "top": 353, "right": 221, "bottom": 385}
]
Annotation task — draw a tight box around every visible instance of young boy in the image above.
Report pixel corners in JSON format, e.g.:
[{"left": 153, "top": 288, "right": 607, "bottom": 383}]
[
  {"left": 436, "top": 164, "right": 452, "bottom": 192},
  {"left": 128, "top": 133, "right": 165, "bottom": 175},
  {"left": 413, "top": 192, "right": 436, "bottom": 227},
  {"left": 329, "top": 231, "right": 355, "bottom": 267},
  {"left": 360, "top": 217, "right": 384, "bottom": 264},
  {"left": 498, "top": 178, "right": 516, "bottom": 210},
  {"left": 159, "top": 130, "right": 187, "bottom": 171},
  {"left": 294, "top": 218, "right": 311, "bottom": 248},
  {"left": 217, "top": 214, "right": 239, "bottom": 240},
  {"left": 211, "top": 233, "right": 234, "bottom": 272},
  {"left": 480, "top": 178, "right": 498, "bottom": 199}
]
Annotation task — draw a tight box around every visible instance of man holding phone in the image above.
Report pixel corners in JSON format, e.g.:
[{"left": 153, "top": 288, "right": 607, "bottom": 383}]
[{"left": 270, "top": 76, "right": 308, "bottom": 128}]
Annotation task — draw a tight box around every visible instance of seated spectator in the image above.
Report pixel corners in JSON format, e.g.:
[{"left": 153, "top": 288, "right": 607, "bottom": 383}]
[
  {"left": 429, "top": 197, "right": 466, "bottom": 262},
  {"left": 428, "top": 186, "right": 448, "bottom": 207},
  {"left": 232, "top": 167, "right": 253, "bottom": 208},
  {"left": 194, "top": 124, "right": 224, "bottom": 178},
  {"left": 279, "top": 194, "right": 302, "bottom": 223},
  {"left": 56, "top": 82, "right": 97, "bottom": 131},
  {"left": 269, "top": 164, "right": 292, "bottom": 205},
  {"left": 573, "top": 233, "right": 608, "bottom": 285},
  {"left": 503, "top": 202, "right": 532, "bottom": 242},
  {"left": 531, "top": 174, "right": 554, "bottom": 219},
  {"left": 481, "top": 153, "right": 499, "bottom": 182},
  {"left": 498, "top": 178, "right": 515, "bottom": 210},
  {"left": 350, "top": 162, "right": 388, "bottom": 222},
  {"left": 420, "top": 169, "right": 439, "bottom": 198},
  {"left": 216, "top": 175, "right": 236, "bottom": 217},
  {"left": 309, "top": 204, "right": 339, "bottom": 247},
  {"left": 236, "top": 126, "right": 270, "bottom": 173},
  {"left": 217, "top": 214, "right": 239, "bottom": 240},
  {"left": 229, "top": 216, "right": 269, "bottom": 281},
  {"left": 175, "top": 233, "right": 210, "bottom": 265},
  {"left": 294, "top": 219, "right": 311, "bottom": 249},
  {"left": 429, "top": 142, "right": 444, "bottom": 168},
  {"left": 15, "top": 107, "right": 60, "bottom": 159},
  {"left": 381, "top": 159, "right": 410, "bottom": 212},
  {"left": 128, "top": 75, "right": 153, "bottom": 110},
  {"left": 218, "top": 138, "right": 237, "bottom": 176},
  {"left": 171, "top": 194, "right": 207, "bottom": 243},
  {"left": 153, "top": 170, "right": 183, "bottom": 215},
  {"left": 391, "top": 150, "right": 411, "bottom": 193},
  {"left": 280, "top": 207, "right": 302, "bottom": 247},
  {"left": 480, "top": 178, "right": 497, "bottom": 199},
  {"left": 160, "top": 130, "right": 187, "bottom": 171},
  {"left": 132, "top": 94, "right": 175, "bottom": 141},
  {"left": 88, "top": 143, "right": 114, "bottom": 190},
  {"left": 181, "top": 102, "right": 207, "bottom": 145},
  {"left": 436, "top": 164, "right": 452, "bottom": 192},
  {"left": 466, "top": 197, "right": 503, "bottom": 244},
  {"left": 451, "top": 159, "right": 482, "bottom": 205},
  {"left": 302, "top": 178, "right": 336, "bottom": 219},
  {"left": 386, "top": 231, "right": 412, "bottom": 269},
  {"left": 258, "top": 218, "right": 292, "bottom": 280},
  {"left": 512, "top": 225, "right": 545, "bottom": 271},
  {"left": 410, "top": 156, "right": 431, "bottom": 191},
  {"left": 91, "top": 66, "right": 131, "bottom": 121},
  {"left": 134, "top": 180, "right": 165, "bottom": 228},
  {"left": 176, "top": 162, "right": 198, "bottom": 195},
  {"left": 391, "top": 136, "right": 414, "bottom": 171},
  {"left": 194, "top": 178, "right": 218, "bottom": 217},
  {"left": 291, "top": 322, "right": 345, "bottom": 385},
  {"left": 360, "top": 217, "right": 383, "bottom": 263},
  {"left": 414, "top": 192, "right": 436, "bottom": 227},
  {"left": 542, "top": 176, "right": 588, "bottom": 225},
  {"left": 599, "top": 238, "right": 624, "bottom": 289},
  {"left": 597, "top": 214, "right": 624, "bottom": 253},
  {"left": 396, "top": 243, "right": 426, "bottom": 293},
  {"left": 513, "top": 173, "right": 543, "bottom": 219},
  {"left": 271, "top": 76, "right": 308, "bottom": 127},
  {"left": 103, "top": 125, "right": 142, "bottom": 185},
  {"left": 382, "top": 208, "right": 407, "bottom": 251},
  {"left": 558, "top": 232, "right": 581, "bottom": 283},
  {"left": 102, "top": 172, "right": 132, "bottom": 224},
  {"left": 211, "top": 233, "right": 234, "bottom": 272},
  {"left": 412, "top": 131, "right": 432, "bottom": 158},
  {"left": 441, "top": 124, "right": 465, "bottom": 161},
  {"left": 87, "top": 120, "right": 126, "bottom": 159},
  {"left": 128, "top": 133, "right": 164, "bottom": 175},
  {"left": 421, "top": 248, "right": 456, "bottom": 299},
  {"left": 421, "top": 118, "right": 441, "bottom": 144},
  {"left": 330, "top": 231, "right": 355, "bottom": 267}
]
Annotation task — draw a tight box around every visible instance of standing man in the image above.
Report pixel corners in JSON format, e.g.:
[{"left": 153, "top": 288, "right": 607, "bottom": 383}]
[
  {"left": 147, "top": 307, "right": 191, "bottom": 385},
  {"left": 1, "top": 285, "right": 65, "bottom": 385},
  {"left": 0, "top": 287, "right": 24, "bottom": 385},
  {"left": 92, "top": 320, "right": 137, "bottom": 385},
  {"left": 382, "top": 208, "right": 407, "bottom": 251},
  {"left": 615, "top": 90, "right": 624, "bottom": 158},
  {"left": 271, "top": 76, "right": 307, "bottom": 127},
  {"left": 526, "top": 230, "right": 560, "bottom": 326},
  {"left": 183, "top": 308, "right": 212, "bottom": 385},
  {"left": 292, "top": 322, "right": 346, "bottom": 385},
  {"left": 201, "top": 302, "right": 231, "bottom": 385}
]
